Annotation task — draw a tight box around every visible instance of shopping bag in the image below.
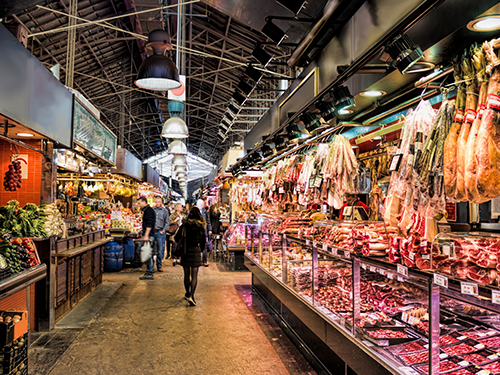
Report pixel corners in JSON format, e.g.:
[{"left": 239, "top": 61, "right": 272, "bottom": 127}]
[{"left": 140, "top": 241, "right": 153, "bottom": 262}]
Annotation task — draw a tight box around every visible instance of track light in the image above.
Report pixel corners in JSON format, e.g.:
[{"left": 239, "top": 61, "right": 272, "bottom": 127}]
[
  {"left": 331, "top": 85, "right": 355, "bottom": 113},
  {"left": 135, "top": 29, "right": 180, "bottom": 91},
  {"left": 252, "top": 46, "right": 273, "bottom": 67},
  {"left": 276, "top": 0, "right": 307, "bottom": 15},
  {"left": 237, "top": 79, "right": 254, "bottom": 96},
  {"left": 274, "top": 134, "right": 289, "bottom": 151},
  {"left": 316, "top": 101, "right": 336, "bottom": 122},
  {"left": 245, "top": 65, "right": 263, "bottom": 83},
  {"left": 262, "top": 18, "right": 287, "bottom": 46},
  {"left": 382, "top": 34, "right": 424, "bottom": 74},
  {"left": 232, "top": 91, "right": 247, "bottom": 106},
  {"left": 300, "top": 112, "right": 321, "bottom": 132}
]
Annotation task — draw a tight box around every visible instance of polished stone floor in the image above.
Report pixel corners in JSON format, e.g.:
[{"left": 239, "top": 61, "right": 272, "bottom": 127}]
[{"left": 29, "top": 259, "right": 316, "bottom": 375}]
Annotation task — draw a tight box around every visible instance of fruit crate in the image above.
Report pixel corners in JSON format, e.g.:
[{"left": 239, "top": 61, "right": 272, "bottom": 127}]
[
  {"left": 0, "top": 312, "right": 28, "bottom": 347},
  {"left": 1, "top": 334, "right": 27, "bottom": 375},
  {"left": 5, "top": 358, "right": 27, "bottom": 375}
]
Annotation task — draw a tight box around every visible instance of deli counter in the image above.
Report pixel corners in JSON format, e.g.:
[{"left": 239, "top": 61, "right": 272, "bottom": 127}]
[{"left": 240, "top": 217, "right": 500, "bottom": 375}]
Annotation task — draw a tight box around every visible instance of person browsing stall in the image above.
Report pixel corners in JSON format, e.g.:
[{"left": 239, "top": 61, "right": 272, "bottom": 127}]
[
  {"left": 153, "top": 196, "right": 169, "bottom": 272},
  {"left": 137, "top": 197, "right": 156, "bottom": 280}
]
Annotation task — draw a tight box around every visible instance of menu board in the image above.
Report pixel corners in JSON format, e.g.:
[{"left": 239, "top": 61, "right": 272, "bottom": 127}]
[{"left": 73, "top": 98, "right": 117, "bottom": 164}]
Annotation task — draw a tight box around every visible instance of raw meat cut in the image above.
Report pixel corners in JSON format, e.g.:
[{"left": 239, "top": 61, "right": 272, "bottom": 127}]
[
  {"left": 399, "top": 350, "right": 428, "bottom": 365},
  {"left": 446, "top": 370, "right": 476, "bottom": 375},
  {"left": 440, "top": 335, "right": 460, "bottom": 347},
  {"left": 479, "top": 336, "right": 500, "bottom": 348},
  {"left": 467, "top": 265, "right": 497, "bottom": 285},
  {"left": 461, "top": 352, "right": 490, "bottom": 365},
  {"left": 442, "top": 342, "right": 476, "bottom": 356},
  {"left": 387, "top": 341, "right": 426, "bottom": 355},
  {"left": 483, "top": 361, "right": 500, "bottom": 374},
  {"left": 366, "top": 329, "right": 407, "bottom": 339},
  {"left": 416, "top": 360, "right": 461, "bottom": 374}
]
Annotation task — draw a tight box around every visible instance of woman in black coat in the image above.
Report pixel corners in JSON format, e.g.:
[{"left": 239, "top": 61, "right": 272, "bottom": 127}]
[
  {"left": 174, "top": 207, "right": 206, "bottom": 306},
  {"left": 209, "top": 205, "right": 222, "bottom": 251}
]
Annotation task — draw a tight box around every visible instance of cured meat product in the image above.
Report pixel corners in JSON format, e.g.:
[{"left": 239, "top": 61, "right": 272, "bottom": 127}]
[
  {"left": 467, "top": 265, "right": 497, "bottom": 285},
  {"left": 465, "top": 47, "right": 489, "bottom": 202},
  {"left": 440, "top": 335, "right": 460, "bottom": 347},
  {"left": 451, "top": 259, "right": 470, "bottom": 279},
  {"left": 416, "top": 360, "right": 461, "bottom": 374},
  {"left": 399, "top": 350, "right": 428, "bottom": 366},
  {"left": 442, "top": 342, "right": 476, "bottom": 356},
  {"left": 387, "top": 341, "right": 426, "bottom": 355},
  {"left": 479, "top": 336, "right": 500, "bottom": 348},
  {"left": 482, "top": 361, "right": 500, "bottom": 374},
  {"left": 476, "top": 38, "right": 500, "bottom": 200},
  {"left": 367, "top": 329, "right": 407, "bottom": 339},
  {"left": 456, "top": 47, "right": 480, "bottom": 201},
  {"left": 460, "top": 352, "right": 490, "bottom": 365}
]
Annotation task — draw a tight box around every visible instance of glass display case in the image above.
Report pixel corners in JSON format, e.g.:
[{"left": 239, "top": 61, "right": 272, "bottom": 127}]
[{"left": 245, "top": 225, "right": 500, "bottom": 375}]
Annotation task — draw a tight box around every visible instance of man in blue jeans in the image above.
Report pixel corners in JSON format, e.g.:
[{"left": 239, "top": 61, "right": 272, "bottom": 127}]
[
  {"left": 152, "top": 196, "right": 169, "bottom": 272},
  {"left": 138, "top": 197, "right": 156, "bottom": 280}
]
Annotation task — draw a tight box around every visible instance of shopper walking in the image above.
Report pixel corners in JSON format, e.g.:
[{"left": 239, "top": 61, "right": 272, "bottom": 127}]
[
  {"left": 137, "top": 197, "right": 156, "bottom": 280},
  {"left": 174, "top": 207, "right": 206, "bottom": 306},
  {"left": 152, "top": 196, "right": 169, "bottom": 272},
  {"left": 169, "top": 202, "right": 184, "bottom": 266},
  {"left": 196, "top": 199, "right": 212, "bottom": 267},
  {"left": 209, "top": 205, "right": 222, "bottom": 252}
]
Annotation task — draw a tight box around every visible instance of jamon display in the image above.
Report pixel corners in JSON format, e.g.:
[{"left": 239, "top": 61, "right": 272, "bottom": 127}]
[{"left": 460, "top": 351, "right": 491, "bottom": 365}]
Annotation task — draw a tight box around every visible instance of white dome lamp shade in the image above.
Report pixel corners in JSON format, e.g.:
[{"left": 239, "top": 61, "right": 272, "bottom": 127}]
[
  {"left": 174, "top": 165, "right": 187, "bottom": 172},
  {"left": 167, "top": 140, "right": 187, "bottom": 155},
  {"left": 172, "top": 155, "right": 186, "bottom": 166},
  {"left": 162, "top": 117, "right": 188, "bottom": 138},
  {"left": 176, "top": 173, "right": 188, "bottom": 179},
  {"left": 134, "top": 30, "right": 181, "bottom": 91}
]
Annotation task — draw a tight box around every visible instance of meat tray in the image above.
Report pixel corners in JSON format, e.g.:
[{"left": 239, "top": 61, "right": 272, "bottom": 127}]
[
  {"left": 446, "top": 367, "right": 486, "bottom": 375},
  {"left": 362, "top": 326, "right": 420, "bottom": 346},
  {"left": 480, "top": 360, "right": 500, "bottom": 374},
  {"left": 461, "top": 328, "right": 499, "bottom": 340},
  {"left": 458, "top": 348, "right": 498, "bottom": 366},
  {"left": 442, "top": 339, "right": 483, "bottom": 357},
  {"left": 479, "top": 335, "right": 500, "bottom": 349},
  {"left": 386, "top": 339, "right": 428, "bottom": 355},
  {"left": 413, "top": 357, "right": 463, "bottom": 374}
]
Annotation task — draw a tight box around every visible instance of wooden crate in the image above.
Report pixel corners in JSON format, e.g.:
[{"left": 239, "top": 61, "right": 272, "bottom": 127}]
[{"left": 56, "top": 260, "right": 67, "bottom": 307}]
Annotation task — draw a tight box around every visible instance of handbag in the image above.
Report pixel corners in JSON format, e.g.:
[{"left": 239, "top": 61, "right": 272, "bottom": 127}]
[
  {"left": 140, "top": 241, "right": 153, "bottom": 262},
  {"left": 206, "top": 237, "right": 213, "bottom": 253},
  {"left": 173, "top": 225, "right": 187, "bottom": 258},
  {"left": 167, "top": 223, "right": 179, "bottom": 235}
]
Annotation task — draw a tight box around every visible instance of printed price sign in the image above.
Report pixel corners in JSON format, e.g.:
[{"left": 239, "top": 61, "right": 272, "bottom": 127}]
[
  {"left": 397, "top": 275, "right": 405, "bottom": 283},
  {"left": 331, "top": 247, "right": 338, "bottom": 255},
  {"left": 369, "top": 266, "right": 377, "bottom": 273},
  {"left": 387, "top": 272, "right": 394, "bottom": 280},
  {"left": 397, "top": 264, "right": 409, "bottom": 277},
  {"left": 278, "top": 186, "right": 285, "bottom": 194},
  {"left": 401, "top": 312, "right": 409, "bottom": 323},
  {"left": 408, "top": 252, "right": 415, "bottom": 261},
  {"left": 492, "top": 290, "right": 500, "bottom": 305},
  {"left": 408, "top": 315, "right": 418, "bottom": 325},
  {"left": 421, "top": 254, "right": 430, "bottom": 260},
  {"left": 443, "top": 245, "right": 451, "bottom": 256},
  {"left": 322, "top": 243, "right": 328, "bottom": 252},
  {"left": 461, "top": 281, "right": 479, "bottom": 296},
  {"left": 361, "top": 263, "right": 367, "bottom": 270},
  {"left": 306, "top": 239, "right": 310, "bottom": 246},
  {"left": 434, "top": 274, "right": 448, "bottom": 288},
  {"left": 378, "top": 268, "right": 387, "bottom": 276},
  {"left": 344, "top": 250, "right": 350, "bottom": 259},
  {"left": 312, "top": 241, "right": 317, "bottom": 248}
]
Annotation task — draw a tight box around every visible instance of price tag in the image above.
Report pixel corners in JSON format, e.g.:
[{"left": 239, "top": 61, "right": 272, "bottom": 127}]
[
  {"left": 421, "top": 254, "right": 430, "bottom": 260},
  {"left": 322, "top": 243, "right": 328, "bottom": 252},
  {"left": 477, "top": 371, "right": 490, "bottom": 375},
  {"left": 461, "top": 281, "right": 479, "bottom": 296},
  {"left": 344, "top": 250, "right": 350, "bottom": 259},
  {"left": 387, "top": 272, "right": 394, "bottom": 280},
  {"left": 492, "top": 290, "right": 500, "bottom": 305},
  {"left": 379, "top": 340, "right": 389, "bottom": 347},
  {"left": 331, "top": 247, "right": 338, "bottom": 255},
  {"left": 408, "top": 252, "right": 415, "bottom": 261},
  {"left": 408, "top": 315, "right": 417, "bottom": 325},
  {"left": 397, "top": 276, "right": 405, "bottom": 283},
  {"left": 398, "top": 367, "right": 419, "bottom": 375},
  {"left": 339, "top": 317, "right": 346, "bottom": 327},
  {"left": 487, "top": 354, "right": 498, "bottom": 360},
  {"left": 423, "top": 344, "right": 429, "bottom": 349},
  {"left": 361, "top": 263, "right": 367, "bottom": 270},
  {"left": 312, "top": 241, "right": 317, "bottom": 248},
  {"left": 306, "top": 239, "right": 310, "bottom": 246},
  {"left": 434, "top": 274, "right": 449, "bottom": 288},
  {"left": 475, "top": 344, "right": 485, "bottom": 350},
  {"left": 397, "top": 264, "right": 408, "bottom": 277},
  {"left": 457, "top": 335, "right": 467, "bottom": 341},
  {"left": 279, "top": 186, "right": 285, "bottom": 194},
  {"left": 458, "top": 361, "right": 469, "bottom": 367},
  {"left": 369, "top": 266, "right": 377, "bottom": 273},
  {"left": 443, "top": 245, "right": 451, "bottom": 256},
  {"left": 401, "top": 312, "right": 409, "bottom": 323},
  {"left": 379, "top": 268, "right": 387, "bottom": 276},
  {"left": 439, "top": 353, "right": 449, "bottom": 359}
]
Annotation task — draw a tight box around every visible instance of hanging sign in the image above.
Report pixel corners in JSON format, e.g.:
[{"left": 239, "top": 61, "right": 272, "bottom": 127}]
[{"left": 168, "top": 75, "right": 186, "bottom": 101}]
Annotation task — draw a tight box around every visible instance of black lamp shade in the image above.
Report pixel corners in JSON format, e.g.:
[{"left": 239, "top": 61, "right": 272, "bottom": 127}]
[
  {"left": 276, "top": 0, "right": 306, "bottom": 15},
  {"left": 332, "top": 85, "right": 355, "bottom": 112},
  {"left": 385, "top": 34, "right": 424, "bottom": 74},
  {"left": 317, "top": 101, "right": 336, "bottom": 122},
  {"left": 252, "top": 46, "right": 273, "bottom": 67},
  {"left": 245, "top": 65, "right": 263, "bottom": 83},
  {"left": 135, "top": 54, "right": 180, "bottom": 91},
  {"left": 237, "top": 79, "right": 254, "bottom": 96},
  {"left": 232, "top": 91, "right": 247, "bottom": 105},
  {"left": 146, "top": 29, "right": 172, "bottom": 54},
  {"left": 262, "top": 20, "right": 287, "bottom": 46}
]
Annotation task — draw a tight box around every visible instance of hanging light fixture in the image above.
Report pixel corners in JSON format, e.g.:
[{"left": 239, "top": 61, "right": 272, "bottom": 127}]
[
  {"left": 168, "top": 101, "right": 184, "bottom": 117},
  {"left": 161, "top": 117, "right": 188, "bottom": 138},
  {"left": 172, "top": 155, "right": 186, "bottom": 166},
  {"left": 232, "top": 91, "right": 247, "bottom": 106},
  {"left": 135, "top": 30, "right": 181, "bottom": 91},
  {"left": 174, "top": 164, "right": 187, "bottom": 172},
  {"left": 237, "top": 79, "right": 255, "bottom": 96},
  {"left": 167, "top": 140, "right": 187, "bottom": 154},
  {"left": 300, "top": 112, "right": 321, "bottom": 132},
  {"left": 276, "top": 0, "right": 307, "bottom": 15},
  {"left": 177, "top": 172, "right": 188, "bottom": 178},
  {"left": 316, "top": 101, "right": 336, "bottom": 122},
  {"left": 331, "top": 86, "right": 355, "bottom": 113},
  {"left": 382, "top": 34, "right": 424, "bottom": 74}
]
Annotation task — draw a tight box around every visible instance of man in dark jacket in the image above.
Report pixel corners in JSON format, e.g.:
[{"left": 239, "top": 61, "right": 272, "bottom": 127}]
[
  {"left": 153, "top": 196, "right": 169, "bottom": 272},
  {"left": 196, "top": 199, "right": 212, "bottom": 267},
  {"left": 138, "top": 197, "right": 156, "bottom": 280}
]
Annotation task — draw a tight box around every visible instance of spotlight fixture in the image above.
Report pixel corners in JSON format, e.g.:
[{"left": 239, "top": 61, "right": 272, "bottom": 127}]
[
  {"left": 286, "top": 123, "right": 305, "bottom": 140},
  {"left": 167, "top": 140, "right": 187, "bottom": 155},
  {"left": 360, "top": 90, "right": 386, "bottom": 97},
  {"left": 262, "top": 18, "right": 287, "bottom": 46},
  {"left": 135, "top": 29, "right": 181, "bottom": 90},
  {"left": 261, "top": 142, "right": 275, "bottom": 158},
  {"left": 274, "top": 134, "right": 289, "bottom": 151},
  {"left": 331, "top": 85, "right": 355, "bottom": 113},
  {"left": 232, "top": 91, "right": 247, "bottom": 106},
  {"left": 382, "top": 34, "right": 424, "bottom": 74},
  {"left": 161, "top": 117, "right": 188, "bottom": 138},
  {"left": 300, "top": 112, "right": 321, "bottom": 132},
  {"left": 172, "top": 155, "right": 186, "bottom": 166},
  {"left": 468, "top": 15, "right": 500, "bottom": 32},
  {"left": 245, "top": 64, "right": 263, "bottom": 83},
  {"left": 316, "top": 101, "right": 336, "bottom": 122},
  {"left": 228, "top": 102, "right": 240, "bottom": 115},
  {"left": 251, "top": 45, "right": 273, "bottom": 67},
  {"left": 276, "top": 0, "right": 307, "bottom": 15},
  {"left": 237, "top": 79, "right": 254, "bottom": 96},
  {"left": 338, "top": 108, "right": 353, "bottom": 115}
]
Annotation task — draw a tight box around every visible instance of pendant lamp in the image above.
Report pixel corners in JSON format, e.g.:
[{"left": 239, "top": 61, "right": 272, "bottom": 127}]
[
  {"left": 135, "top": 30, "right": 181, "bottom": 91},
  {"left": 176, "top": 173, "right": 187, "bottom": 179},
  {"left": 174, "top": 164, "right": 187, "bottom": 172},
  {"left": 162, "top": 117, "right": 188, "bottom": 138},
  {"left": 172, "top": 155, "right": 186, "bottom": 165},
  {"left": 167, "top": 140, "right": 187, "bottom": 155}
]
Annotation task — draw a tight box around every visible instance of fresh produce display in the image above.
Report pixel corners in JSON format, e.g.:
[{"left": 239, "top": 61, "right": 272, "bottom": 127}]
[
  {"left": 0, "top": 238, "right": 38, "bottom": 275},
  {"left": 0, "top": 201, "right": 47, "bottom": 238},
  {"left": 367, "top": 329, "right": 407, "bottom": 339},
  {"left": 399, "top": 350, "right": 429, "bottom": 366},
  {"left": 43, "top": 204, "right": 64, "bottom": 237},
  {"left": 3, "top": 160, "right": 22, "bottom": 192}
]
